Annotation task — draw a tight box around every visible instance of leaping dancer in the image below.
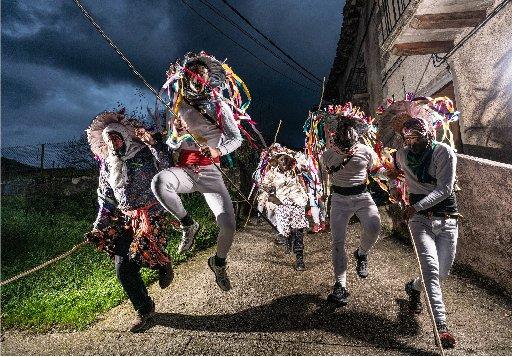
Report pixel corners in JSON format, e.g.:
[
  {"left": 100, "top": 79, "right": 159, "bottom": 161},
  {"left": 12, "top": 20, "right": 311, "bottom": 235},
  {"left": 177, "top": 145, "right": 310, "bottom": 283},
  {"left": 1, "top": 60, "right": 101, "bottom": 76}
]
[
  {"left": 151, "top": 52, "right": 249, "bottom": 292},
  {"left": 322, "top": 104, "right": 382, "bottom": 307}
]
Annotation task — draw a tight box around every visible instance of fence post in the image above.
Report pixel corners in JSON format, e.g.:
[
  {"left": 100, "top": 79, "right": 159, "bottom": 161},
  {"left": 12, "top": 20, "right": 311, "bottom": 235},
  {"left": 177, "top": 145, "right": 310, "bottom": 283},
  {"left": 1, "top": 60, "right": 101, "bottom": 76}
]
[{"left": 40, "top": 143, "right": 45, "bottom": 175}]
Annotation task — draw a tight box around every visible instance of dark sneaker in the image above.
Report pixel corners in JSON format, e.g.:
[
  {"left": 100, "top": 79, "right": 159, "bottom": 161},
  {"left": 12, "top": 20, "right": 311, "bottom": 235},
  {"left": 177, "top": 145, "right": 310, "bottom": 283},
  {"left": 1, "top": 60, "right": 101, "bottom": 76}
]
[
  {"left": 327, "top": 282, "right": 350, "bottom": 306},
  {"left": 177, "top": 221, "right": 199, "bottom": 254},
  {"left": 208, "top": 256, "right": 231, "bottom": 291},
  {"left": 436, "top": 322, "right": 456, "bottom": 349},
  {"left": 130, "top": 300, "right": 155, "bottom": 333},
  {"left": 353, "top": 249, "right": 369, "bottom": 278},
  {"left": 405, "top": 280, "right": 423, "bottom": 314},
  {"left": 295, "top": 255, "right": 306, "bottom": 271},
  {"left": 158, "top": 261, "right": 174, "bottom": 289}
]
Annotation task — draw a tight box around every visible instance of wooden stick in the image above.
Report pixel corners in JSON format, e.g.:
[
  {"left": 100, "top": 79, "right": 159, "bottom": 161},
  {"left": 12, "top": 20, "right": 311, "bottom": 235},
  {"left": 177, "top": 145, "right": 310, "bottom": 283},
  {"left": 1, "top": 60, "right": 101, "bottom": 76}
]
[
  {"left": 273, "top": 120, "right": 282, "bottom": 144},
  {"left": 318, "top": 76, "right": 326, "bottom": 108}
]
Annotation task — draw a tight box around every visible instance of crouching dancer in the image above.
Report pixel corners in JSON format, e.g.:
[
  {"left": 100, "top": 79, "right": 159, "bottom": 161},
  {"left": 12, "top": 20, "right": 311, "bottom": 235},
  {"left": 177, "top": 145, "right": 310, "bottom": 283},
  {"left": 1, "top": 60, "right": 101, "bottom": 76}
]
[
  {"left": 322, "top": 112, "right": 381, "bottom": 306},
  {"left": 262, "top": 153, "right": 309, "bottom": 271},
  {"left": 84, "top": 112, "right": 173, "bottom": 332},
  {"left": 390, "top": 115, "right": 459, "bottom": 348},
  {"left": 151, "top": 52, "right": 243, "bottom": 291}
]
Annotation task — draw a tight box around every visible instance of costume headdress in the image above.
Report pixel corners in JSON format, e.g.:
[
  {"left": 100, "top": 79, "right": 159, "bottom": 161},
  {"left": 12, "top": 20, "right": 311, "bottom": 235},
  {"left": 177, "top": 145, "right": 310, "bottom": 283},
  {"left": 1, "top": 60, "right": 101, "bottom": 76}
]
[
  {"left": 160, "top": 51, "right": 264, "bottom": 148},
  {"left": 86, "top": 109, "right": 148, "bottom": 189},
  {"left": 376, "top": 93, "right": 460, "bottom": 149},
  {"left": 86, "top": 109, "right": 144, "bottom": 160}
]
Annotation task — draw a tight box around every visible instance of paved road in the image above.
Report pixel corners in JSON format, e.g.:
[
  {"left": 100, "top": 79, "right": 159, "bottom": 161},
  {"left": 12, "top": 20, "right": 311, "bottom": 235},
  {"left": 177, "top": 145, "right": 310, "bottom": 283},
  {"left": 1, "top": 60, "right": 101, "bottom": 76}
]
[{"left": 2, "top": 218, "right": 511, "bottom": 355}]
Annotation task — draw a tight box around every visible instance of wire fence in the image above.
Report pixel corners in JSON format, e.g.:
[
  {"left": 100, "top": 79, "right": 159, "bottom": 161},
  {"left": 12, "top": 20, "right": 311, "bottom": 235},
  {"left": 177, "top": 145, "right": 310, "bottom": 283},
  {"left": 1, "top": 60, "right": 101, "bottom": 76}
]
[{"left": 1, "top": 138, "right": 97, "bottom": 177}]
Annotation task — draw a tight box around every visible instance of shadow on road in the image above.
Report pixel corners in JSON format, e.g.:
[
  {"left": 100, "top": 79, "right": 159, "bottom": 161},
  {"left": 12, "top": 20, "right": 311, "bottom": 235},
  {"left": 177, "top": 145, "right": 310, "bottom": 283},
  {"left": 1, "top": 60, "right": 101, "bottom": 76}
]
[{"left": 146, "top": 293, "right": 435, "bottom": 355}]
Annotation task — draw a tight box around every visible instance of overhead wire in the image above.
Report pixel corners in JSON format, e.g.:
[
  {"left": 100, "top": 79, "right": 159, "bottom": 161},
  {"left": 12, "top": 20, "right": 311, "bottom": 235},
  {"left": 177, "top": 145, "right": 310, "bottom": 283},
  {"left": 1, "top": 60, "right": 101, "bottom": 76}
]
[
  {"left": 433, "top": 0, "right": 511, "bottom": 67},
  {"left": 179, "top": 0, "right": 319, "bottom": 93},
  {"left": 220, "top": 0, "right": 324, "bottom": 84},
  {"left": 197, "top": 0, "right": 321, "bottom": 86}
]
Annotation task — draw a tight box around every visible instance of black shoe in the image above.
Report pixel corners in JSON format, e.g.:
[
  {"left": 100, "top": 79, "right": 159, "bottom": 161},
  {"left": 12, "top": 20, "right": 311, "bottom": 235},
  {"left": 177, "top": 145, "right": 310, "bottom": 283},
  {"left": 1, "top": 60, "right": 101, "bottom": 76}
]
[
  {"left": 327, "top": 282, "right": 349, "bottom": 306},
  {"left": 295, "top": 254, "right": 306, "bottom": 271},
  {"left": 353, "top": 249, "right": 369, "bottom": 278},
  {"left": 130, "top": 300, "right": 155, "bottom": 333},
  {"left": 405, "top": 280, "right": 423, "bottom": 314},
  {"left": 158, "top": 261, "right": 174, "bottom": 289},
  {"left": 436, "top": 322, "right": 456, "bottom": 349}
]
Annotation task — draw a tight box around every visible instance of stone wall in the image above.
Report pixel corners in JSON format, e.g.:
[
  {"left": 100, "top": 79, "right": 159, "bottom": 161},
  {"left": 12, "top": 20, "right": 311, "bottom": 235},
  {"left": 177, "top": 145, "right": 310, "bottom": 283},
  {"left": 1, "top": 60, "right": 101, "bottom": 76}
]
[
  {"left": 450, "top": 1, "right": 512, "bottom": 164},
  {"left": 455, "top": 154, "right": 512, "bottom": 292},
  {"left": 382, "top": 53, "right": 447, "bottom": 101}
]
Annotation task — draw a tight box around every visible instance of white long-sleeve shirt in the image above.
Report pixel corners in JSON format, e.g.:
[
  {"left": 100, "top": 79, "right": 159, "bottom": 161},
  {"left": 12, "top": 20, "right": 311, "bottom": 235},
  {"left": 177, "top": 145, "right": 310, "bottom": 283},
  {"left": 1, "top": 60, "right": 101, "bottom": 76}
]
[
  {"left": 166, "top": 99, "right": 242, "bottom": 156},
  {"left": 395, "top": 142, "right": 457, "bottom": 212},
  {"left": 322, "top": 143, "right": 379, "bottom": 187}
]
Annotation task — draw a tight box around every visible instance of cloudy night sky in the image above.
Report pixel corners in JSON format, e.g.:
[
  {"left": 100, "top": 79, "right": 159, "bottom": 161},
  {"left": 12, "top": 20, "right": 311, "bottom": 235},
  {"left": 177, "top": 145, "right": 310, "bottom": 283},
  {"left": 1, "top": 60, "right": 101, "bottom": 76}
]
[{"left": 2, "top": 0, "right": 344, "bottom": 149}]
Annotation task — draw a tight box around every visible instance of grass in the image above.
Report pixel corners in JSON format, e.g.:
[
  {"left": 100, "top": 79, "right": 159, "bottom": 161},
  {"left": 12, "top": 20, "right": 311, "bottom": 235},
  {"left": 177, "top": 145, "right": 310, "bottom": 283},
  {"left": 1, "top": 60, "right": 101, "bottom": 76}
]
[{"left": 1, "top": 191, "right": 219, "bottom": 332}]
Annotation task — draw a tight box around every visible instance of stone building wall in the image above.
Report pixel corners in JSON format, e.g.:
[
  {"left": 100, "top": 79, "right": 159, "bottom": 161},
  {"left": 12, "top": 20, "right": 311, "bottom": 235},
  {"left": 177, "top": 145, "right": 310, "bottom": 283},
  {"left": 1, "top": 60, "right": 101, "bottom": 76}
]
[{"left": 455, "top": 154, "right": 512, "bottom": 292}]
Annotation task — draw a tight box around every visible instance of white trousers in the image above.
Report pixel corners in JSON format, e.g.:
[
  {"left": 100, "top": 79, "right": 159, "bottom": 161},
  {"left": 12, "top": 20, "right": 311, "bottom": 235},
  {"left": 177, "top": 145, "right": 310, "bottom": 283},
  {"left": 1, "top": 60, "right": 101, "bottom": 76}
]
[
  {"left": 330, "top": 192, "right": 381, "bottom": 286},
  {"left": 409, "top": 214, "right": 458, "bottom": 324},
  {"left": 151, "top": 165, "right": 236, "bottom": 259}
]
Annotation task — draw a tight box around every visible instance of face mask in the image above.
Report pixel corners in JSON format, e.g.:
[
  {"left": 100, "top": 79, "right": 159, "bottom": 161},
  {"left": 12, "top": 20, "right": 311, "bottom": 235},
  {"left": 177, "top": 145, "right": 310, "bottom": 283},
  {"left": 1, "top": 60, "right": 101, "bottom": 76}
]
[
  {"left": 335, "top": 125, "right": 359, "bottom": 150},
  {"left": 107, "top": 132, "right": 126, "bottom": 157},
  {"left": 403, "top": 132, "right": 431, "bottom": 154}
]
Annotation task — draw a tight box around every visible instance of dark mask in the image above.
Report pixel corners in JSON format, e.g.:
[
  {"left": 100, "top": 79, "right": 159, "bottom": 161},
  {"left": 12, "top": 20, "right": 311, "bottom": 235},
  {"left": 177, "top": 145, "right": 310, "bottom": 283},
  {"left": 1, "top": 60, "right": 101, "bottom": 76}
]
[{"left": 334, "top": 124, "right": 359, "bottom": 150}]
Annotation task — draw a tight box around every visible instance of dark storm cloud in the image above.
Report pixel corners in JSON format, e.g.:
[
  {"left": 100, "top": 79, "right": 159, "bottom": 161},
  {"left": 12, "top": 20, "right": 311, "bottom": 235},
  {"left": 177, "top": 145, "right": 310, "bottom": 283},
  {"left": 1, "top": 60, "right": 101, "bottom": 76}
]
[{"left": 2, "top": 0, "right": 344, "bottom": 147}]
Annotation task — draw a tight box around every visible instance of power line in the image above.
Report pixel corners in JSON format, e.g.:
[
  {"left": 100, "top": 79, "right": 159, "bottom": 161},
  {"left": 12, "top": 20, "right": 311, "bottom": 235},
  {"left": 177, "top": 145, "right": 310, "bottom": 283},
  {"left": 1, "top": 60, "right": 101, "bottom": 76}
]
[
  {"left": 178, "top": 0, "right": 318, "bottom": 92},
  {"left": 197, "top": 0, "right": 321, "bottom": 86},
  {"left": 220, "top": 0, "right": 323, "bottom": 83}
]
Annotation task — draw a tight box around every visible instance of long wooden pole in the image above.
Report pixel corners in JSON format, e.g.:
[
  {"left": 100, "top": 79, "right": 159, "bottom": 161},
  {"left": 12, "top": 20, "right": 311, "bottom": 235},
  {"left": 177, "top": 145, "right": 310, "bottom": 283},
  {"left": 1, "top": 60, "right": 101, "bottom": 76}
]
[{"left": 273, "top": 120, "right": 282, "bottom": 144}]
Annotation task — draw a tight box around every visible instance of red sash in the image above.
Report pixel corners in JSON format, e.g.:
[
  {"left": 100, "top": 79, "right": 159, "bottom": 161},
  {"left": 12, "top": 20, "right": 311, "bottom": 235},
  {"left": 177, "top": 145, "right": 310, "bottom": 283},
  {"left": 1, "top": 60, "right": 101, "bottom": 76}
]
[{"left": 177, "top": 149, "right": 220, "bottom": 167}]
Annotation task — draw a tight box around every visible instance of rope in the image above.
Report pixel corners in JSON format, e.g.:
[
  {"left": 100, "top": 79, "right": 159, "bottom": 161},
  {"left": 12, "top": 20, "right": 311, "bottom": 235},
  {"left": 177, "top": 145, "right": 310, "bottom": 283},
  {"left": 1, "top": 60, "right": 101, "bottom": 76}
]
[
  {"left": 407, "top": 225, "right": 445, "bottom": 355},
  {"left": 0, "top": 242, "right": 88, "bottom": 287},
  {"left": 72, "top": 0, "right": 280, "bottom": 233}
]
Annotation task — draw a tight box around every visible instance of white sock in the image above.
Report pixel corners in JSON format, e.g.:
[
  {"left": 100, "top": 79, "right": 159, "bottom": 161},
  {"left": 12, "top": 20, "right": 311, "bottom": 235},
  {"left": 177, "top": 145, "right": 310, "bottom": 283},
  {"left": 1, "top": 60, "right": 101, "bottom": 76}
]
[{"left": 336, "top": 273, "right": 347, "bottom": 287}]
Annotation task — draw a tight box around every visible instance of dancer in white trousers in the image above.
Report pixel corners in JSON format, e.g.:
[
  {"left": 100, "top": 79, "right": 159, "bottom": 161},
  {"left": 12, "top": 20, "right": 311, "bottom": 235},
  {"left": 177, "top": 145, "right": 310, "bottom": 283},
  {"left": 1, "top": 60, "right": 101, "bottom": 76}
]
[
  {"left": 322, "top": 114, "right": 381, "bottom": 306},
  {"left": 151, "top": 52, "right": 242, "bottom": 291},
  {"left": 389, "top": 114, "right": 458, "bottom": 349}
]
